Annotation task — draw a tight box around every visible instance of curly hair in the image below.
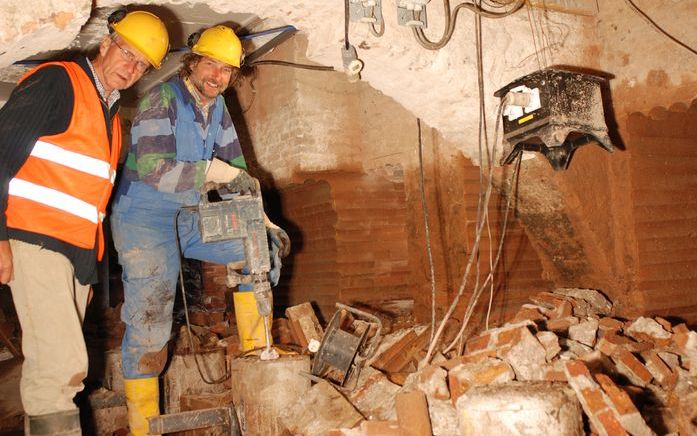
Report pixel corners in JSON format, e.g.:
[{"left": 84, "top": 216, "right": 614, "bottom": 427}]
[{"left": 179, "top": 53, "right": 203, "bottom": 79}]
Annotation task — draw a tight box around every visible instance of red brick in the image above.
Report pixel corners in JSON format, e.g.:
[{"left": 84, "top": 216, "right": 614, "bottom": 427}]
[
  {"left": 464, "top": 333, "right": 491, "bottom": 354},
  {"left": 615, "top": 350, "right": 653, "bottom": 386},
  {"left": 565, "top": 359, "right": 592, "bottom": 378},
  {"left": 512, "top": 306, "right": 547, "bottom": 323},
  {"left": 552, "top": 300, "right": 574, "bottom": 319},
  {"left": 593, "top": 374, "right": 637, "bottom": 416},
  {"left": 673, "top": 323, "right": 690, "bottom": 335},
  {"left": 641, "top": 351, "right": 677, "bottom": 388},
  {"left": 596, "top": 410, "right": 629, "bottom": 436},
  {"left": 496, "top": 326, "right": 523, "bottom": 347},
  {"left": 546, "top": 316, "right": 579, "bottom": 332},
  {"left": 581, "top": 387, "right": 608, "bottom": 414},
  {"left": 598, "top": 317, "right": 624, "bottom": 332},
  {"left": 654, "top": 317, "right": 673, "bottom": 332}
]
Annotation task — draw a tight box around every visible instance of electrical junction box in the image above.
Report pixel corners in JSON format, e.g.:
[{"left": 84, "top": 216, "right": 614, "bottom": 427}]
[{"left": 494, "top": 68, "right": 614, "bottom": 170}]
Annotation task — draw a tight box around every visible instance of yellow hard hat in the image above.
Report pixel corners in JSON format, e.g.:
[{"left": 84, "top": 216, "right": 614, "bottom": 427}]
[
  {"left": 191, "top": 26, "right": 243, "bottom": 68},
  {"left": 110, "top": 11, "right": 169, "bottom": 69}
]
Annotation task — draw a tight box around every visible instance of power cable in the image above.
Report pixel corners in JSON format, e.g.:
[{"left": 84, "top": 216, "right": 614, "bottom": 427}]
[
  {"left": 412, "top": 0, "right": 526, "bottom": 50},
  {"left": 174, "top": 208, "right": 230, "bottom": 385},
  {"left": 247, "top": 60, "right": 335, "bottom": 71},
  {"left": 344, "top": 0, "right": 351, "bottom": 50},
  {"left": 416, "top": 118, "right": 438, "bottom": 343},
  {"left": 444, "top": 151, "right": 521, "bottom": 354},
  {"left": 623, "top": 0, "right": 697, "bottom": 57}
]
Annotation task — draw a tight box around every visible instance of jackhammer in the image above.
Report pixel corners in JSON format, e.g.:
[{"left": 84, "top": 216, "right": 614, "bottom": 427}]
[{"left": 197, "top": 183, "right": 279, "bottom": 361}]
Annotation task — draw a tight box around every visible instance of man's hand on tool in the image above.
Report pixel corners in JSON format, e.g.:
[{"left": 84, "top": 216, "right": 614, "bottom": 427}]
[
  {"left": 264, "top": 213, "right": 291, "bottom": 258},
  {"left": 205, "top": 158, "right": 259, "bottom": 194},
  {"left": 267, "top": 227, "right": 291, "bottom": 258},
  {"left": 226, "top": 170, "right": 259, "bottom": 195}
]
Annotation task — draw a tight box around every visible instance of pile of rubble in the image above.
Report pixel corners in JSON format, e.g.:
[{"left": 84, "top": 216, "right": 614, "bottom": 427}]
[
  {"left": 322, "top": 288, "right": 697, "bottom": 435},
  {"left": 90, "top": 289, "right": 697, "bottom": 435}
]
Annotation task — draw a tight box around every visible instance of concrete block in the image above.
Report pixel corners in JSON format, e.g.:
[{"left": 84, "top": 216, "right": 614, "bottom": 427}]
[{"left": 455, "top": 382, "right": 583, "bottom": 436}]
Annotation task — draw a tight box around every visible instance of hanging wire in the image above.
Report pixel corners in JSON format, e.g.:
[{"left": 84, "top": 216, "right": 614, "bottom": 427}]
[
  {"left": 417, "top": 118, "right": 438, "bottom": 343},
  {"left": 445, "top": 151, "right": 521, "bottom": 355},
  {"left": 368, "top": 3, "right": 386, "bottom": 37},
  {"left": 525, "top": 3, "right": 545, "bottom": 71},
  {"left": 411, "top": 0, "right": 526, "bottom": 50},
  {"left": 623, "top": 0, "right": 697, "bottom": 57},
  {"left": 344, "top": 0, "right": 352, "bottom": 50},
  {"left": 422, "top": 7, "right": 504, "bottom": 362}
]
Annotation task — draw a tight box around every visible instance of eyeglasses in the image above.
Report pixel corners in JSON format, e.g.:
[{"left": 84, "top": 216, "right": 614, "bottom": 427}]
[{"left": 112, "top": 39, "right": 150, "bottom": 73}]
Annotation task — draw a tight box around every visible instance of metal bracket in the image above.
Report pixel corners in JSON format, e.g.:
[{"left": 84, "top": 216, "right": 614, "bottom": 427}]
[
  {"left": 349, "top": 0, "right": 384, "bottom": 26},
  {"left": 396, "top": 1, "right": 429, "bottom": 28}
]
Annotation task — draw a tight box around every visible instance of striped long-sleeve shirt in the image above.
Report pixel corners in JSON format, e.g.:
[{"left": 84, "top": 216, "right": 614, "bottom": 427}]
[{"left": 121, "top": 76, "right": 246, "bottom": 192}]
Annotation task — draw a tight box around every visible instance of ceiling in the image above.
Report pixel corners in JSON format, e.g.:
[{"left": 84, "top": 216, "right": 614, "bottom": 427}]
[{"left": 0, "top": 3, "right": 264, "bottom": 105}]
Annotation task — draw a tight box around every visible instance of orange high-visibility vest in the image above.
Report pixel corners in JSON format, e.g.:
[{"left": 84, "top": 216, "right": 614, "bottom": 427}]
[{"left": 6, "top": 61, "right": 121, "bottom": 260}]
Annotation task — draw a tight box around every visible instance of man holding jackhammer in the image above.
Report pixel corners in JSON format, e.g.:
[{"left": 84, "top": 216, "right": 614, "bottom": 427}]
[
  {"left": 110, "top": 24, "right": 290, "bottom": 435},
  {"left": 0, "top": 10, "right": 169, "bottom": 434}
]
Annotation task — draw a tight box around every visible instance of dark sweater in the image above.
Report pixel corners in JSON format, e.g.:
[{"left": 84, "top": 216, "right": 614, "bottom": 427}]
[{"left": 0, "top": 57, "right": 120, "bottom": 285}]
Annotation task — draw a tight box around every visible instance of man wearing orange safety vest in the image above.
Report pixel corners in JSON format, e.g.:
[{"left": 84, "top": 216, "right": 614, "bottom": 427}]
[{"left": 0, "top": 10, "right": 169, "bottom": 435}]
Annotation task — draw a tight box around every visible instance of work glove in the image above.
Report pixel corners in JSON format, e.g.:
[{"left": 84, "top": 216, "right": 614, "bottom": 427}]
[
  {"left": 205, "top": 158, "right": 259, "bottom": 195},
  {"left": 226, "top": 170, "right": 260, "bottom": 195},
  {"left": 264, "top": 213, "right": 290, "bottom": 258},
  {"left": 267, "top": 227, "right": 291, "bottom": 258}
]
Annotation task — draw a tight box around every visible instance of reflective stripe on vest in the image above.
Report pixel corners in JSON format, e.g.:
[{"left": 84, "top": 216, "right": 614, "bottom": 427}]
[
  {"left": 8, "top": 179, "right": 101, "bottom": 223},
  {"left": 30, "top": 140, "right": 114, "bottom": 181}
]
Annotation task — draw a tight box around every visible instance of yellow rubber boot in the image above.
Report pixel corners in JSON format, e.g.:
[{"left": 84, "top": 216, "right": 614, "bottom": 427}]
[
  {"left": 124, "top": 377, "right": 160, "bottom": 436},
  {"left": 233, "top": 291, "right": 272, "bottom": 351}
]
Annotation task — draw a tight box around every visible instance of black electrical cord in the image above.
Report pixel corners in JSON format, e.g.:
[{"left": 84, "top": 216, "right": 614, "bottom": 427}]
[
  {"left": 247, "top": 60, "right": 335, "bottom": 71},
  {"left": 174, "top": 207, "right": 230, "bottom": 385},
  {"left": 412, "top": 0, "right": 525, "bottom": 50},
  {"left": 344, "top": 0, "right": 351, "bottom": 50},
  {"left": 623, "top": 0, "right": 697, "bottom": 57}
]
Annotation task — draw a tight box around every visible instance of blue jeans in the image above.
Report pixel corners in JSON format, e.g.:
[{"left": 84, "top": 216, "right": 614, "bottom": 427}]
[{"left": 111, "top": 182, "right": 245, "bottom": 379}]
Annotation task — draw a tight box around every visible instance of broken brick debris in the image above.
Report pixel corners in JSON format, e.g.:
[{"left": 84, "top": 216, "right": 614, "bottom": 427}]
[{"left": 285, "top": 302, "right": 324, "bottom": 348}]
